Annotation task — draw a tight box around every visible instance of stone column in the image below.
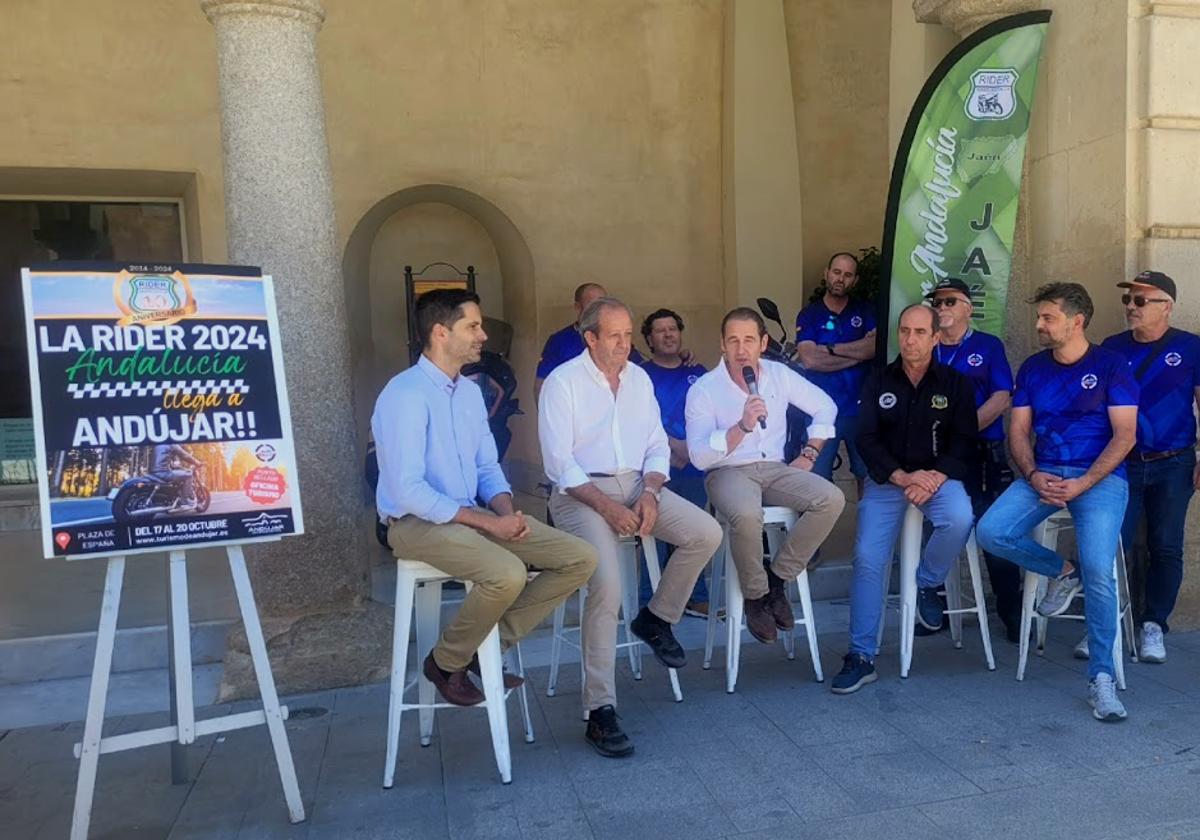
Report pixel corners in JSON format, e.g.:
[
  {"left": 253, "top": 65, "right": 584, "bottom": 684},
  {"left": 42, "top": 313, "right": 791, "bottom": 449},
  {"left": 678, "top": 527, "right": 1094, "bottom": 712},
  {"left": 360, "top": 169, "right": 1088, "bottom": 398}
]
[
  {"left": 200, "top": 0, "right": 388, "bottom": 698},
  {"left": 722, "top": 0, "right": 806, "bottom": 321}
]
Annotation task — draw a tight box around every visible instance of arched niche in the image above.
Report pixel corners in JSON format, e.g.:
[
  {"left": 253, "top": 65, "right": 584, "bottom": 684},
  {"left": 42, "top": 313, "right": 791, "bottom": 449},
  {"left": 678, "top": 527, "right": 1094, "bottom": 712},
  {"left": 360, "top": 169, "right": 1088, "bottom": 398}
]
[{"left": 342, "top": 185, "right": 540, "bottom": 470}]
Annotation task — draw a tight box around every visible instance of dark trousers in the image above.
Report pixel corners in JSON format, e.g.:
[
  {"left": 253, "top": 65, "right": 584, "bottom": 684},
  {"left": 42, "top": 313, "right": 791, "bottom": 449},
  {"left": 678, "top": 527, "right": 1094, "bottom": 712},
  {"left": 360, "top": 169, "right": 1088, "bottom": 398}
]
[
  {"left": 1123, "top": 453, "right": 1195, "bottom": 633},
  {"left": 965, "top": 439, "right": 1021, "bottom": 623}
]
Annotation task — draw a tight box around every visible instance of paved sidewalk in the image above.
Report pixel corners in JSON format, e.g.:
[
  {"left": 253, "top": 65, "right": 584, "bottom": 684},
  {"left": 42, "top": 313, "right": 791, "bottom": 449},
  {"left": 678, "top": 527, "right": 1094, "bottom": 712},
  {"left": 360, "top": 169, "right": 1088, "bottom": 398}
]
[{"left": 4, "top": 615, "right": 1200, "bottom": 839}]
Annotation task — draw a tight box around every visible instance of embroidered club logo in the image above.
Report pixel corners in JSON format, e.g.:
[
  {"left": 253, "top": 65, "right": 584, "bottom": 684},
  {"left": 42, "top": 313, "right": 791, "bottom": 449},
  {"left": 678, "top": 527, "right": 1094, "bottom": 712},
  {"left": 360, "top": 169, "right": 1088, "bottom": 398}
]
[
  {"left": 966, "top": 69, "right": 1019, "bottom": 121},
  {"left": 1081, "top": 373, "right": 1098, "bottom": 390},
  {"left": 687, "top": 375, "right": 698, "bottom": 385},
  {"left": 879, "top": 392, "right": 897, "bottom": 409},
  {"left": 967, "top": 353, "right": 983, "bottom": 367},
  {"left": 931, "top": 394, "right": 948, "bottom": 409},
  {"left": 850, "top": 315, "right": 863, "bottom": 328},
  {"left": 1166, "top": 352, "right": 1182, "bottom": 367}
]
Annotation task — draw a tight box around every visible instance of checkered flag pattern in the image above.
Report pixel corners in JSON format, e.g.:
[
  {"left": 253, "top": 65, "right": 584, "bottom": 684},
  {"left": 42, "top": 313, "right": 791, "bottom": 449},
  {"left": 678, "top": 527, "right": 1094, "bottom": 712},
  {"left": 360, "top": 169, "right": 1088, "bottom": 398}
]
[{"left": 66, "top": 379, "right": 250, "bottom": 399}]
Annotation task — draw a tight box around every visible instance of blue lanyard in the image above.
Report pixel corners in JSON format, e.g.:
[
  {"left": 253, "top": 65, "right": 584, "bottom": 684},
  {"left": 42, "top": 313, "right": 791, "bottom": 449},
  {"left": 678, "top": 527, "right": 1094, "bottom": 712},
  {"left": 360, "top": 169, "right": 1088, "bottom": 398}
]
[{"left": 936, "top": 329, "right": 973, "bottom": 368}]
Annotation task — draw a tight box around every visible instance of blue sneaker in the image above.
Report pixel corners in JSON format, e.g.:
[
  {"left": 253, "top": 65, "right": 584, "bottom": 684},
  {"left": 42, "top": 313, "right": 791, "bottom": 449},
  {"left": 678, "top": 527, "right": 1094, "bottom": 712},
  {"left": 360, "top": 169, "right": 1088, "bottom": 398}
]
[
  {"left": 917, "top": 586, "right": 945, "bottom": 631},
  {"left": 831, "top": 652, "right": 877, "bottom": 695}
]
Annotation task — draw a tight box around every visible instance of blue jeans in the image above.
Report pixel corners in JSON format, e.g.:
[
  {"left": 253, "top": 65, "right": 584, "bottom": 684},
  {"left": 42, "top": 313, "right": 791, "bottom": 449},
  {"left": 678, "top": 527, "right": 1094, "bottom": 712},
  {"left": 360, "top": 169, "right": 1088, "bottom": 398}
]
[
  {"left": 848, "top": 478, "right": 974, "bottom": 657},
  {"left": 811, "top": 413, "right": 868, "bottom": 481},
  {"left": 639, "top": 472, "right": 711, "bottom": 605},
  {"left": 1124, "top": 453, "right": 1195, "bottom": 633},
  {"left": 976, "top": 467, "right": 1127, "bottom": 679}
]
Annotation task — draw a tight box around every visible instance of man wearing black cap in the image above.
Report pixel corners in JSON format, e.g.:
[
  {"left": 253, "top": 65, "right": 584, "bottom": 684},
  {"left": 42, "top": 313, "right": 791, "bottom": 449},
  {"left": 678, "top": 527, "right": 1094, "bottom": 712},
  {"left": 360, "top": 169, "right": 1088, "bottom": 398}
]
[
  {"left": 1095, "top": 271, "right": 1200, "bottom": 664},
  {"left": 925, "top": 278, "right": 1022, "bottom": 642}
]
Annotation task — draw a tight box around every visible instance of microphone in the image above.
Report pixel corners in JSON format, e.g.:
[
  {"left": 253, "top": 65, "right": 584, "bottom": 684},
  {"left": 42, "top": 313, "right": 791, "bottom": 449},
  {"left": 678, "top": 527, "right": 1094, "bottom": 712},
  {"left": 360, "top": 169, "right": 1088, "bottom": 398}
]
[{"left": 742, "top": 366, "right": 767, "bottom": 429}]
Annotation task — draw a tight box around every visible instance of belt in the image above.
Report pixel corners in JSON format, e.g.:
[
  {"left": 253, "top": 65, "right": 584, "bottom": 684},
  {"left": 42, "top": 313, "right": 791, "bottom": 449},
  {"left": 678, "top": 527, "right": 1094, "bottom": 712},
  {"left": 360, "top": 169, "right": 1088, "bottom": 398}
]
[
  {"left": 1127, "top": 447, "right": 1192, "bottom": 463},
  {"left": 587, "top": 472, "right": 616, "bottom": 478}
]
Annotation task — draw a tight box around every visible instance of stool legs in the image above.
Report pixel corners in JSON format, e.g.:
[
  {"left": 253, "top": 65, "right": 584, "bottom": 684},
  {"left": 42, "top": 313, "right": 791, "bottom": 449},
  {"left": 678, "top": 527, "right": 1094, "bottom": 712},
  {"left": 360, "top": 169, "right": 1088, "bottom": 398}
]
[
  {"left": 898, "top": 505, "right": 923, "bottom": 679},
  {"left": 415, "top": 580, "right": 441, "bottom": 747},
  {"left": 547, "top": 598, "right": 566, "bottom": 697},
  {"left": 724, "top": 544, "right": 744, "bottom": 694},
  {"left": 509, "top": 646, "right": 535, "bottom": 744},
  {"left": 703, "top": 538, "right": 725, "bottom": 670},
  {"left": 383, "top": 565, "right": 417, "bottom": 789},
  {"left": 764, "top": 524, "right": 796, "bottom": 660},
  {"left": 795, "top": 570, "right": 823, "bottom": 682},
  {"left": 964, "top": 536, "right": 996, "bottom": 671},
  {"left": 641, "top": 536, "right": 683, "bottom": 702}
]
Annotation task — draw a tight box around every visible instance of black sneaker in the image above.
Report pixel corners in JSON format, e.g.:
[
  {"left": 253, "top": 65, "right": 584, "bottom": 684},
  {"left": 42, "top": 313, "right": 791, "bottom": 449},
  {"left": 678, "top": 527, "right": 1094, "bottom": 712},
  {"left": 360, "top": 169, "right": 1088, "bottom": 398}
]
[
  {"left": 630, "top": 607, "right": 686, "bottom": 669},
  {"left": 917, "top": 586, "right": 945, "bottom": 631},
  {"left": 831, "top": 652, "right": 877, "bottom": 695},
  {"left": 586, "top": 705, "right": 634, "bottom": 758}
]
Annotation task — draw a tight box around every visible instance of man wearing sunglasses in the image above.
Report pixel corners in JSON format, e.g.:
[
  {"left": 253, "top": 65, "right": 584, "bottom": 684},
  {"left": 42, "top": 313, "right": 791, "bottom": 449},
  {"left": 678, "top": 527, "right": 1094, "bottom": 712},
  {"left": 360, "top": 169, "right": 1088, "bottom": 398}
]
[
  {"left": 1086, "top": 271, "right": 1200, "bottom": 665},
  {"left": 924, "top": 278, "right": 1022, "bottom": 643},
  {"left": 795, "top": 252, "right": 877, "bottom": 498}
]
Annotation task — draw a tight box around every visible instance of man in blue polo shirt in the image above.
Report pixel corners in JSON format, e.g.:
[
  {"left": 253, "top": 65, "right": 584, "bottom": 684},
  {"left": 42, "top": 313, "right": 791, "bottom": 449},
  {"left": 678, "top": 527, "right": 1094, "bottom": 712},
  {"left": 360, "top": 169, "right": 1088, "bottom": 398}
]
[
  {"left": 638, "top": 308, "right": 712, "bottom": 616},
  {"left": 1096, "top": 270, "right": 1200, "bottom": 664},
  {"left": 926, "top": 278, "right": 1021, "bottom": 641},
  {"left": 795, "top": 252, "right": 876, "bottom": 498},
  {"left": 978, "top": 282, "right": 1138, "bottom": 722},
  {"left": 535, "top": 283, "right": 642, "bottom": 399}
]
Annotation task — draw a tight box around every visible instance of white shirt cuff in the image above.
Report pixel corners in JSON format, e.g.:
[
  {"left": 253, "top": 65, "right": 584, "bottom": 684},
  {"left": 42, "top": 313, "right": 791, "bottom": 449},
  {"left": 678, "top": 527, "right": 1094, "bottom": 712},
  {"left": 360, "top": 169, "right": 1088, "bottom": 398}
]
[
  {"left": 806, "top": 423, "right": 837, "bottom": 441},
  {"left": 708, "top": 429, "right": 730, "bottom": 455},
  {"left": 642, "top": 457, "right": 671, "bottom": 480},
  {"left": 557, "top": 465, "right": 591, "bottom": 492}
]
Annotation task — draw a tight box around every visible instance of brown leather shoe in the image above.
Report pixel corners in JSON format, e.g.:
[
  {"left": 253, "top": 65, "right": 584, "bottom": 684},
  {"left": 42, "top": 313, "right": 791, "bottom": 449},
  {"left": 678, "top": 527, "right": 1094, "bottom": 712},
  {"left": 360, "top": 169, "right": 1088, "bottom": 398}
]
[
  {"left": 744, "top": 596, "right": 778, "bottom": 643},
  {"left": 766, "top": 585, "right": 795, "bottom": 631},
  {"left": 423, "top": 653, "right": 485, "bottom": 706},
  {"left": 467, "top": 653, "right": 525, "bottom": 689}
]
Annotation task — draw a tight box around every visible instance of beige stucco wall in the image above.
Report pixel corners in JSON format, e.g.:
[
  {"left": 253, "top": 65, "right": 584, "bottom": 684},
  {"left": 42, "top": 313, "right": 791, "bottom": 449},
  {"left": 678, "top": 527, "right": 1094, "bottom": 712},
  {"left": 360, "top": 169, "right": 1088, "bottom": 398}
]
[{"left": 785, "top": 0, "right": 894, "bottom": 297}]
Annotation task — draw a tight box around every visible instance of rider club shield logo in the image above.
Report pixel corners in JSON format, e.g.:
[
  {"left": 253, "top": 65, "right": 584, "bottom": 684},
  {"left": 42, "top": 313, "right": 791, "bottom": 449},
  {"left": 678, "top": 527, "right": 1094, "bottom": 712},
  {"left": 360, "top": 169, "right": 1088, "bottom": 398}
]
[
  {"left": 113, "top": 270, "right": 197, "bottom": 326},
  {"left": 966, "top": 69, "right": 1019, "bottom": 121},
  {"left": 1165, "top": 352, "right": 1182, "bottom": 367},
  {"left": 879, "top": 392, "right": 897, "bottom": 409}
]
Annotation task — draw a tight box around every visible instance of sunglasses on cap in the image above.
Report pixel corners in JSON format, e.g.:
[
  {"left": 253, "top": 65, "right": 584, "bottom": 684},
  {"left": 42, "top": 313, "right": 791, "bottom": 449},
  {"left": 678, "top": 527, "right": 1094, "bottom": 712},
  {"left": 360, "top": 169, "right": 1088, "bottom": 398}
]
[
  {"left": 930, "top": 297, "right": 968, "bottom": 309},
  {"left": 1121, "top": 293, "right": 1170, "bottom": 307}
]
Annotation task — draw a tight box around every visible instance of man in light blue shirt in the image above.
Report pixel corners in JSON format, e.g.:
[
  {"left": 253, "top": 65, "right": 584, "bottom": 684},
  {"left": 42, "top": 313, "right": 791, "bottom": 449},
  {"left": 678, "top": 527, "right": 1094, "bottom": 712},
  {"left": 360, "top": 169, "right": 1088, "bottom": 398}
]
[{"left": 373, "top": 289, "right": 596, "bottom": 707}]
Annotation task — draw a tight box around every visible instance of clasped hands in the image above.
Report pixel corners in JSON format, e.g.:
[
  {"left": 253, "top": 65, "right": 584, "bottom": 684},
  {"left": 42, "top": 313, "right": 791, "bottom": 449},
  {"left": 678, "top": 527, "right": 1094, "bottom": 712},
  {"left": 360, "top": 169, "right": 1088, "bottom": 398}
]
[
  {"left": 1028, "top": 471, "right": 1089, "bottom": 507},
  {"left": 892, "top": 469, "right": 948, "bottom": 505},
  {"left": 601, "top": 491, "right": 659, "bottom": 538}
]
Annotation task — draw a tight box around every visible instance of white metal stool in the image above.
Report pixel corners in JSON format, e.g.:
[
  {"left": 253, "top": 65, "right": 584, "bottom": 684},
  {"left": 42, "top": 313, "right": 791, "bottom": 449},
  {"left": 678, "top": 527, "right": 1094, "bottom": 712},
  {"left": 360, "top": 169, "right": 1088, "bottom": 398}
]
[
  {"left": 702, "top": 506, "right": 823, "bottom": 692},
  {"left": 383, "top": 558, "right": 533, "bottom": 788},
  {"left": 1016, "top": 510, "right": 1135, "bottom": 687},
  {"left": 546, "top": 534, "right": 682, "bottom": 719},
  {"left": 876, "top": 504, "right": 996, "bottom": 677}
]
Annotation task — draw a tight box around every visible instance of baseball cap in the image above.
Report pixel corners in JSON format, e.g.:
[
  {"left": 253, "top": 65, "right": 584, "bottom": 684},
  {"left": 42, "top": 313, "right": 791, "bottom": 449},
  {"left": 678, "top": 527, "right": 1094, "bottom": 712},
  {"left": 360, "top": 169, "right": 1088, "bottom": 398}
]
[
  {"left": 923, "top": 278, "right": 972, "bottom": 299},
  {"left": 1118, "top": 270, "right": 1176, "bottom": 301}
]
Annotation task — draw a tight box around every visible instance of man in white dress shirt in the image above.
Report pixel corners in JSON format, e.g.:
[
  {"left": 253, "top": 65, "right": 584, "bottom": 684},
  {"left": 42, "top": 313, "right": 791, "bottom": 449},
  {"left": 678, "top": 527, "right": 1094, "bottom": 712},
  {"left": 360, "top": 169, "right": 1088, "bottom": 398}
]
[
  {"left": 540, "top": 297, "right": 722, "bottom": 758},
  {"left": 686, "top": 307, "right": 845, "bottom": 644}
]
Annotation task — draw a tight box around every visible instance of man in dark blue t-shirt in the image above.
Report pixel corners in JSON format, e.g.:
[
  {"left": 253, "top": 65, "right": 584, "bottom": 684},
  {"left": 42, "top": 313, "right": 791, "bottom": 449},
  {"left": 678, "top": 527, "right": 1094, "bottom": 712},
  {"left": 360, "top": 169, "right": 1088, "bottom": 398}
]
[
  {"left": 1100, "top": 270, "right": 1200, "bottom": 664},
  {"left": 638, "top": 308, "right": 712, "bottom": 616},
  {"left": 978, "top": 283, "right": 1138, "bottom": 723},
  {"left": 795, "top": 252, "right": 876, "bottom": 498},
  {"left": 535, "top": 283, "right": 644, "bottom": 400},
  {"left": 925, "top": 278, "right": 1021, "bottom": 641}
]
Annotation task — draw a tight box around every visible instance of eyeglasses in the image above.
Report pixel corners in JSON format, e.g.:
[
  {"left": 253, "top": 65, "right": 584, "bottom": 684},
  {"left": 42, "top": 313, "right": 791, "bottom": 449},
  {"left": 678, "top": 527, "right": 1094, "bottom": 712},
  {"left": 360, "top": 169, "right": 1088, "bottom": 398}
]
[
  {"left": 1122, "top": 294, "right": 1170, "bottom": 307},
  {"left": 930, "top": 297, "right": 967, "bottom": 309}
]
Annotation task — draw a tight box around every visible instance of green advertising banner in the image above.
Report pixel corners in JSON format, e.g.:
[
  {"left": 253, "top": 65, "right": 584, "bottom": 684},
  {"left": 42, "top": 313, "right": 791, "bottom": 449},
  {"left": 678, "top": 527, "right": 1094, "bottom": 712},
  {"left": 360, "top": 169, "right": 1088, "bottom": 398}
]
[{"left": 879, "top": 11, "right": 1051, "bottom": 358}]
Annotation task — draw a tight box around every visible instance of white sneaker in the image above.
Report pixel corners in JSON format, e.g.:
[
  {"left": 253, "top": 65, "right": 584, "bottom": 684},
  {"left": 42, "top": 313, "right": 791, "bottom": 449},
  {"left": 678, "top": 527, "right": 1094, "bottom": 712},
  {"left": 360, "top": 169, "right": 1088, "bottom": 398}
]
[
  {"left": 1073, "top": 635, "right": 1089, "bottom": 660},
  {"left": 1140, "top": 621, "right": 1166, "bottom": 664},
  {"left": 1088, "top": 673, "right": 1127, "bottom": 722}
]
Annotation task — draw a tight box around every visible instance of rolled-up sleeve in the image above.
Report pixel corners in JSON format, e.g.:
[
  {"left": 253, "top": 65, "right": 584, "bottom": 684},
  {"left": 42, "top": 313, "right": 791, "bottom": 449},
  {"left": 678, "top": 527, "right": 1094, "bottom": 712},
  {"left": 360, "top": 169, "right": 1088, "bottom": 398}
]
[
  {"left": 537, "top": 374, "right": 590, "bottom": 491},
  {"left": 784, "top": 369, "right": 838, "bottom": 441},
  {"left": 372, "top": 389, "right": 460, "bottom": 524},
  {"left": 685, "top": 380, "right": 726, "bottom": 471}
]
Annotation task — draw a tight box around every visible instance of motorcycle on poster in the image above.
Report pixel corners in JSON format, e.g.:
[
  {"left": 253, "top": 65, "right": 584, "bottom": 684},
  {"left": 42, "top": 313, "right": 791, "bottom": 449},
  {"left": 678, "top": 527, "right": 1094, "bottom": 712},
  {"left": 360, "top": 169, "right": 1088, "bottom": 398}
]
[{"left": 21, "top": 262, "right": 305, "bottom": 559}]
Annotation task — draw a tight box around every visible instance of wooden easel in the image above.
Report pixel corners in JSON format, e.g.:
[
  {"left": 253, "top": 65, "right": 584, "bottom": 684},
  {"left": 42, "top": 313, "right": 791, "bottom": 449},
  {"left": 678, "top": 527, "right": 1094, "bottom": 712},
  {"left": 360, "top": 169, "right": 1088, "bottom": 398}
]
[{"left": 70, "top": 544, "right": 305, "bottom": 840}]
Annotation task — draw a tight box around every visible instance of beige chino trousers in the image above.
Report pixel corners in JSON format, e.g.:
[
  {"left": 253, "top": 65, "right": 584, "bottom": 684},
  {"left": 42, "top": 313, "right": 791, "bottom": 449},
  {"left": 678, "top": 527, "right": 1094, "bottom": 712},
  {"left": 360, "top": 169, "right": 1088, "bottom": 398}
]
[
  {"left": 705, "top": 461, "right": 845, "bottom": 600},
  {"left": 549, "top": 473, "right": 722, "bottom": 711},
  {"left": 387, "top": 511, "right": 597, "bottom": 672}
]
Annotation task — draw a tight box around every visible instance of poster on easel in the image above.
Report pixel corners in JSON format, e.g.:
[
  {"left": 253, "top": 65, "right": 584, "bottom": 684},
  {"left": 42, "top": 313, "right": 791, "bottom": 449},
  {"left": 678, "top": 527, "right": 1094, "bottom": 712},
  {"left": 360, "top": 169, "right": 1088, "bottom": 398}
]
[{"left": 21, "top": 261, "right": 305, "bottom": 559}]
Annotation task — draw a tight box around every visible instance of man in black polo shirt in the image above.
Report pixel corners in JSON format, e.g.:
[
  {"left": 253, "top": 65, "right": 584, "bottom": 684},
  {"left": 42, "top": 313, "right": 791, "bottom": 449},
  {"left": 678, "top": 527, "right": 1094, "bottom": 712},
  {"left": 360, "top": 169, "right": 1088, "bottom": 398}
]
[{"left": 832, "top": 303, "right": 978, "bottom": 693}]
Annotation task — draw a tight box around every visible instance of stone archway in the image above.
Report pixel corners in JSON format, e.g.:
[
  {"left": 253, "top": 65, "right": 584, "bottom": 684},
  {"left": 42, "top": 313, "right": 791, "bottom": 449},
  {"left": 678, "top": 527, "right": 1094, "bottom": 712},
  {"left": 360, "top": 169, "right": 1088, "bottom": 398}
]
[{"left": 342, "top": 184, "right": 540, "bottom": 468}]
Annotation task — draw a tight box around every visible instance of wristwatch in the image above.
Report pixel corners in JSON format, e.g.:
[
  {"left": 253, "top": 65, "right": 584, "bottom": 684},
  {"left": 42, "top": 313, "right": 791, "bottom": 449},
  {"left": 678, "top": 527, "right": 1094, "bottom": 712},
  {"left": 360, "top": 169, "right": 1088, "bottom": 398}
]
[
  {"left": 800, "top": 444, "right": 820, "bottom": 462},
  {"left": 826, "top": 344, "right": 838, "bottom": 357},
  {"left": 643, "top": 486, "right": 663, "bottom": 502}
]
